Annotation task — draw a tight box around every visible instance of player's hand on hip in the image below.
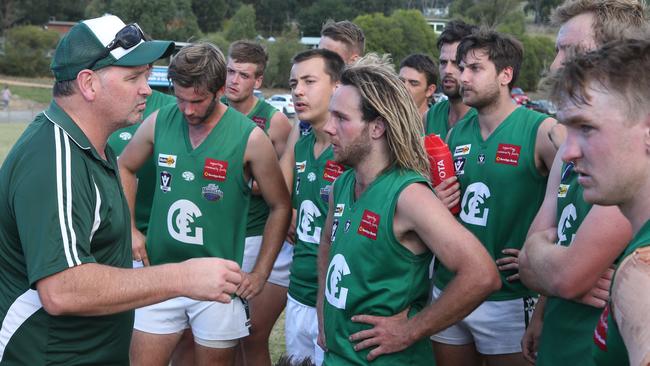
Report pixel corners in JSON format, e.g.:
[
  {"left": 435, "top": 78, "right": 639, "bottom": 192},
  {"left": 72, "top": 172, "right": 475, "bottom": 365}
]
[
  {"left": 235, "top": 271, "right": 266, "bottom": 300},
  {"left": 433, "top": 176, "right": 460, "bottom": 211},
  {"left": 131, "top": 228, "right": 150, "bottom": 266},
  {"left": 496, "top": 248, "right": 521, "bottom": 282},
  {"left": 182, "top": 258, "right": 242, "bottom": 303},
  {"left": 577, "top": 267, "right": 614, "bottom": 308},
  {"left": 349, "top": 307, "right": 413, "bottom": 361}
]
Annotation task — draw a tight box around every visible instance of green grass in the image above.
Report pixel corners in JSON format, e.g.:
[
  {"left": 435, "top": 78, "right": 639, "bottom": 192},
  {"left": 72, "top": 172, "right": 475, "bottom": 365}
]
[
  {"left": 270, "top": 311, "right": 286, "bottom": 363},
  {"left": 0, "top": 122, "right": 28, "bottom": 164},
  {"left": 11, "top": 85, "right": 52, "bottom": 105}
]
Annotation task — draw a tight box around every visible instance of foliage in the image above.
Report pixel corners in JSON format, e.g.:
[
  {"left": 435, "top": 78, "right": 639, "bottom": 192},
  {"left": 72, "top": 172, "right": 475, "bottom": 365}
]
[
  {"left": 192, "top": 0, "right": 227, "bottom": 33},
  {"left": 200, "top": 32, "right": 231, "bottom": 56},
  {"left": 263, "top": 31, "right": 306, "bottom": 88},
  {"left": 224, "top": 4, "right": 257, "bottom": 41},
  {"left": 0, "top": 26, "right": 59, "bottom": 77},
  {"left": 450, "top": 0, "right": 525, "bottom": 28},
  {"left": 112, "top": 0, "right": 201, "bottom": 42},
  {"left": 525, "top": 0, "right": 562, "bottom": 24},
  {"left": 296, "top": 0, "right": 357, "bottom": 36},
  {"left": 354, "top": 9, "right": 438, "bottom": 67},
  {"left": 517, "top": 34, "right": 555, "bottom": 91}
]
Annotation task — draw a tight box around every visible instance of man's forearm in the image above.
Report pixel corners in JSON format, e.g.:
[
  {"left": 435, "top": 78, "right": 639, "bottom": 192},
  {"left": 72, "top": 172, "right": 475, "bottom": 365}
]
[{"left": 251, "top": 204, "right": 291, "bottom": 277}]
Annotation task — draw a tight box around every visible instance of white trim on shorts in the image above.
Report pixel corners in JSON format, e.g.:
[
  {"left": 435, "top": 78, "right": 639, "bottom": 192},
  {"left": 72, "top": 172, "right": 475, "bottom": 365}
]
[
  {"left": 285, "top": 294, "right": 324, "bottom": 366},
  {"left": 429, "top": 286, "right": 537, "bottom": 355},
  {"left": 242, "top": 236, "right": 293, "bottom": 287}
]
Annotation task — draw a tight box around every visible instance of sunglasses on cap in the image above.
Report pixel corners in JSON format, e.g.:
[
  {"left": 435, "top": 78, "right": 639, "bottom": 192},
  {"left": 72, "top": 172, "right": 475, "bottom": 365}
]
[{"left": 87, "top": 23, "right": 147, "bottom": 70}]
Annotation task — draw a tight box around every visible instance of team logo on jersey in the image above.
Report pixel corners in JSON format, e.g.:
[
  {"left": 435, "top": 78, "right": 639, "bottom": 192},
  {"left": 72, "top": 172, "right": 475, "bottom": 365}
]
[
  {"left": 459, "top": 182, "right": 491, "bottom": 226},
  {"left": 158, "top": 154, "right": 177, "bottom": 168},
  {"left": 308, "top": 172, "right": 317, "bottom": 182},
  {"left": 296, "top": 200, "right": 322, "bottom": 244},
  {"left": 453, "top": 144, "right": 471, "bottom": 156},
  {"left": 323, "top": 160, "right": 346, "bottom": 182},
  {"left": 252, "top": 116, "right": 267, "bottom": 130},
  {"left": 330, "top": 219, "right": 339, "bottom": 243},
  {"left": 160, "top": 171, "right": 172, "bottom": 192},
  {"left": 344, "top": 219, "right": 351, "bottom": 233},
  {"left": 334, "top": 203, "right": 345, "bottom": 217},
  {"left": 594, "top": 304, "right": 610, "bottom": 351},
  {"left": 119, "top": 132, "right": 132, "bottom": 141},
  {"left": 477, "top": 153, "right": 486, "bottom": 165},
  {"left": 561, "top": 162, "right": 575, "bottom": 183},
  {"left": 325, "top": 254, "right": 351, "bottom": 309},
  {"left": 167, "top": 199, "right": 204, "bottom": 245},
  {"left": 182, "top": 171, "right": 195, "bottom": 182},
  {"left": 557, "top": 203, "right": 577, "bottom": 245},
  {"left": 203, "top": 158, "right": 228, "bottom": 181},
  {"left": 320, "top": 185, "right": 332, "bottom": 202},
  {"left": 558, "top": 184, "right": 570, "bottom": 198},
  {"left": 296, "top": 161, "right": 307, "bottom": 173},
  {"left": 495, "top": 143, "right": 521, "bottom": 166},
  {"left": 201, "top": 184, "right": 224, "bottom": 201},
  {"left": 358, "top": 210, "right": 380, "bottom": 240},
  {"left": 454, "top": 157, "right": 466, "bottom": 176}
]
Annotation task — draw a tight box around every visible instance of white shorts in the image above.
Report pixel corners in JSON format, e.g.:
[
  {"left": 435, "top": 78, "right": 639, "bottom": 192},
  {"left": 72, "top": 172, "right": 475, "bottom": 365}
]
[
  {"left": 430, "top": 286, "right": 536, "bottom": 355},
  {"left": 134, "top": 296, "right": 250, "bottom": 348},
  {"left": 285, "top": 295, "right": 324, "bottom": 366},
  {"left": 242, "top": 236, "right": 293, "bottom": 287}
]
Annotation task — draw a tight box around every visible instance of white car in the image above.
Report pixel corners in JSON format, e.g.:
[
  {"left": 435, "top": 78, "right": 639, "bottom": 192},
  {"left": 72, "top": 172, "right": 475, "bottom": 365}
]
[{"left": 267, "top": 94, "right": 295, "bottom": 117}]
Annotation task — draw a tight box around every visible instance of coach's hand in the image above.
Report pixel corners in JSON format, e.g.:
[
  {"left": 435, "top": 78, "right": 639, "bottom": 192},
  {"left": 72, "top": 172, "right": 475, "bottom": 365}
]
[
  {"left": 433, "top": 176, "right": 460, "bottom": 211},
  {"left": 131, "top": 228, "right": 149, "bottom": 266},
  {"left": 236, "top": 271, "right": 266, "bottom": 300},
  {"left": 496, "top": 248, "right": 521, "bottom": 282},
  {"left": 349, "top": 307, "right": 413, "bottom": 361},
  {"left": 182, "top": 258, "right": 242, "bottom": 303}
]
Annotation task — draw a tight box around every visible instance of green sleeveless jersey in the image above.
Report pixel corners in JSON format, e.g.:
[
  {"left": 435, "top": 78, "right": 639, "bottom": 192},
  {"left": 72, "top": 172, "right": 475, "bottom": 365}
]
[
  {"left": 593, "top": 220, "right": 650, "bottom": 365},
  {"left": 289, "top": 131, "right": 346, "bottom": 306},
  {"left": 537, "top": 162, "right": 600, "bottom": 366},
  {"left": 323, "top": 168, "right": 434, "bottom": 365},
  {"left": 435, "top": 107, "right": 547, "bottom": 301},
  {"left": 146, "top": 104, "right": 255, "bottom": 265},
  {"left": 424, "top": 100, "right": 477, "bottom": 138},
  {"left": 108, "top": 90, "right": 175, "bottom": 234}
]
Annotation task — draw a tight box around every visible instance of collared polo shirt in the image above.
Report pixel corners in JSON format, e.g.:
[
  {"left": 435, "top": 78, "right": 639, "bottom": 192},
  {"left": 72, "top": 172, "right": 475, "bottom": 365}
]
[{"left": 0, "top": 101, "right": 133, "bottom": 365}]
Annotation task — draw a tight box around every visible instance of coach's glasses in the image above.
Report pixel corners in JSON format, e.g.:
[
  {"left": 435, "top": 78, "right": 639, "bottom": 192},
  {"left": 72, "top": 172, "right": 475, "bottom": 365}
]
[{"left": 87, "top": 23, "right": 146, "bottom": 70}]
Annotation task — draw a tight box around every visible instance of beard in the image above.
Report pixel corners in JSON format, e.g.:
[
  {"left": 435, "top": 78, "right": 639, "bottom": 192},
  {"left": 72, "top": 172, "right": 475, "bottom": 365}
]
[
  {"left": 334, "top": 125, "right": 372, "bottom": 167},
  {"left": 461, "top": 83, "right": 500, "bottom": 110}
]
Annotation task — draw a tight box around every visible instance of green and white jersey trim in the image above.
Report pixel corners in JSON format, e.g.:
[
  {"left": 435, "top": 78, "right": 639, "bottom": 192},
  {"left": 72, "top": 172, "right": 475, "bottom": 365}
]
[{"left": 0, "top": 290, "right": 41, "bottom": 361}]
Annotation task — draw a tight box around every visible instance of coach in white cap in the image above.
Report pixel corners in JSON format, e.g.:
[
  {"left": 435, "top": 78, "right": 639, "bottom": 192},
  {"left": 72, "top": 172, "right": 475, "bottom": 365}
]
[{"left": 0, "top": 15, "right": 242, "bottom": 365}]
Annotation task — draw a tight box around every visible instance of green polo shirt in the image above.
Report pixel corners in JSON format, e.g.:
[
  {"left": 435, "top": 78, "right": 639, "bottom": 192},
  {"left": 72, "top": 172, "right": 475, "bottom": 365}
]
[{"left": 0, "top": 101, "right": 133, "bottom": 365}]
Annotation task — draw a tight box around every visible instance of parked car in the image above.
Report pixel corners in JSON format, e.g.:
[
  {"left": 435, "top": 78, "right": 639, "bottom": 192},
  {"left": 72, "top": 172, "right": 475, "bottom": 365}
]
[
  {"left": 527, "top": 99, "right": 558, "bottom": 116},
  {"left": 148, "top": 65, "right": 172, "bottom": 92},
  {"left": 253, "top": 89, "right": 264, "bottom": 100},
  {"left": 511, "top": 87, "right": 530, "bottom": 105},
  {"left": 267, "top": 94, "right": 295, "bottom": 117}
]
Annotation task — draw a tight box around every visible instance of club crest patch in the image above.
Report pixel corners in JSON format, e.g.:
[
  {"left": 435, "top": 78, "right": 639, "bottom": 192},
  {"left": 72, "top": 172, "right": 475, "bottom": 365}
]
[{"left": 202, "top": 184, "right": 224, "bottom": 201}]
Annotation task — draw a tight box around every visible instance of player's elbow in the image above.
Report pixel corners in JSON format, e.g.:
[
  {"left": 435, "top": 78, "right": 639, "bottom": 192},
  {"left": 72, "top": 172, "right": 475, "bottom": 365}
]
[
  {"left": 551, "top": 276, "right": 585, "bottom": 300},
  {"left": 38, "top": 287, "right": 72, "bottom": 316}
]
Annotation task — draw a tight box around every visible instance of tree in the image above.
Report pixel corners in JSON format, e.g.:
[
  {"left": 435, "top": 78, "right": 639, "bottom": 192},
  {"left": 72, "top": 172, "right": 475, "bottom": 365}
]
[
  {"left": 296, "top": 0, "right": 357, "bottom": 36},
  {"left": 192, "top": 0, "right": 227, "bottom": 33},
  {"left": 224, "top": 4, "right": 257, "bottom": 41},
  {"left": 112, "top": 0, "right": 201, "bottom": 41},
  {"left": 450, "top": 0, "right": 524, "bottom": 28},
  {"left": 517, "top": 34, "right": 555, "bottom": 91},
  {"left": 525, "top": 0, "right": 562, "bottom": 24},
  {"left": 0, "top": 25, "right": 60, "bottom": 76},
  {"left": 354, "top": 9, "right": 438, "bottom": 66},
  {"left": 264, "top": 31, "right": 306, "bottom": 88}
]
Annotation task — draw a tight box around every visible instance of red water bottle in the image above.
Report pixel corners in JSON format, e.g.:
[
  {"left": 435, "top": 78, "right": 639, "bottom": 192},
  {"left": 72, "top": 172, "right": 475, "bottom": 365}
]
[{"left": 424, "top": 134, "right": 460, "bottom": 214}]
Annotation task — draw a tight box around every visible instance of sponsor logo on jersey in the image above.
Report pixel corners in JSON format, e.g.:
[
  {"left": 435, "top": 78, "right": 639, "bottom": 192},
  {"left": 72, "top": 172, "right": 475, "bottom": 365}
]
[
  {"left": 320, "top": 185, "right": 332, "bottom": 202},
  {"left": 182, "top": 171, "right": 195, "bottom": 182},
  {"left": 119, "top": 131, "right": 132, "bottom": 141},
  {"left": 296, "top": 200, "right": 322, "bottom": 244},
  {"left": 323, "top": 160, "right": 346, "bottom": 182},
  {"left": 308, "top": 172, "right": 316, "bottom": 182},
  {"left": 558, "top": 184, "right": 570, "bottom": 198},
  {"left": 344, "top": 219, "right": 351, "bottom": 233},
  {"left": 330, "top": 219, "right": 339, "bottom": 243},
  {"left": 167, "top": 199, "right": 204, "bottom": 245},
  {"left": 160, "top": 171, "right": 172, "bottom": 192},
  {"left": 251, "top": 116, "right": 267, "bottom": 130},
  {"left": 296, "top": 160, "right": 307, "bottom": 173},
  {"left": 158, "top": 153, "right": 177, "bottom": 168},
  {"left": 203, "top": 158, "right": 228, "bottom": 181},
  {"left": 593, "top": 304, "right": 610, "bottom": 351},
  {"left": 325, "top": 253, "right": 350, "bottom": 309},
  {"left": 454, "top": 157, "right": 466, "bottom": 176},
  {"left": 460, "top": 182, "right": 491, "bottom": 226},
  {"left": 557, "top": 203, "right": 577, "bottom": 244},
  {"left": 561, "top": 162, "right": 574, "bottom": 183},
  {"left": 334, "top": 203, "right": 345, "bottom": 217},
  {"left": 478, "top": 153, "right": 486, "bottom": 165},
  {"left": 202, "top": 183, "right": 224, "bottom": 201},
  {"left": 453, "top": 144, "right": 471, "bottom": 156},
  {"left": 358, "top": 209, "right": 380, "bottom": 240},
  {"left": 495, "top": 143, "right": 521, "bottom": 166}
]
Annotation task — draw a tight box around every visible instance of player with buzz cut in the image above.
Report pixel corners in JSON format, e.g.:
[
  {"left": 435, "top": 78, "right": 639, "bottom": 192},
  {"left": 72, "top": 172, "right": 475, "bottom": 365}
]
[
  {"left": 224, "top": 40, "right": 294, "bottom": 366},
  {"left": 118, "top": 42, "right": 291, "bottom": 366},
  {"left": 399, "top": 53, "right": 438, "bottom": 118},
  {"left": 277, "top": 48, "right": 346, "bottom": 366},
  {"left": 432, "top": 29, "right": 560, "bottom": 366}
]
